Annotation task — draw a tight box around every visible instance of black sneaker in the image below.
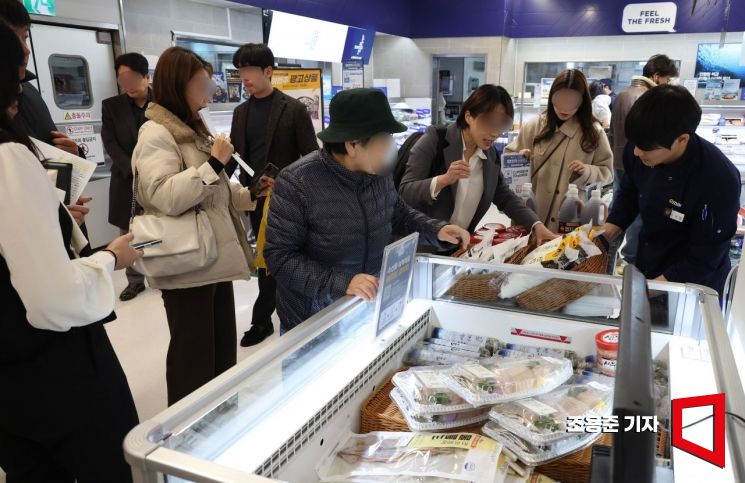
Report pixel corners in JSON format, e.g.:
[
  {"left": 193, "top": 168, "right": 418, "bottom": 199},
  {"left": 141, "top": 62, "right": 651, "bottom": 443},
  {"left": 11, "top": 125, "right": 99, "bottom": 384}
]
[
  {"left": 240, "top": 323, "right": 275, "bottom": 347},
  {"left": 119, "top": 283, "right": 146, "bottom": 301}
]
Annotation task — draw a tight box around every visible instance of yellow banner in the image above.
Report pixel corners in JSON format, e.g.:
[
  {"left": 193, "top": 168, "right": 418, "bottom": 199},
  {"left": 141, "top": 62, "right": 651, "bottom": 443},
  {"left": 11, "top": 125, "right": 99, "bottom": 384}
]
[
  {"left": 271, "top": 69, "right": 321, "bottom": 91},
  {"left": 271, "top": 68, "right": 323, "bottom": 133}
]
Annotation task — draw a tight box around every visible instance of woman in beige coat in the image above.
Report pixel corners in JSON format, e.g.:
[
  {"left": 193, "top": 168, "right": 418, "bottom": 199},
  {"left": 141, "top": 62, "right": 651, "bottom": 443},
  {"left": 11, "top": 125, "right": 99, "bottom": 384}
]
[
  {"left": 505, "top": 69, "right": 613, "bottom": 232},
  {"left": 132, "top": 47, "right": 263, "bottom": 405}
]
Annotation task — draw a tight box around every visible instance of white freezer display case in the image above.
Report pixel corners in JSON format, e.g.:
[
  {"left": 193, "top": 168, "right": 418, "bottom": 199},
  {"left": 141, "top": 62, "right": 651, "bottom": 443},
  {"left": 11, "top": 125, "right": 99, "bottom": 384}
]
[{"left": 124, "top": 255, "right": 745, "bottom": 483}]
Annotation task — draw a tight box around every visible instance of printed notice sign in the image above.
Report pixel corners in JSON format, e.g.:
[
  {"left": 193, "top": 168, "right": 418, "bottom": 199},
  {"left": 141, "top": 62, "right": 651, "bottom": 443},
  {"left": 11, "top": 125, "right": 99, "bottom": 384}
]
[
  {"left": 622, "top": 2, "right": 677, "bottom": 33},
  {"left": 501, "top": 153, "right": 531, "bottom": 195},
  {"left": 63, "top": 124, "right": 105, "bottom": 166},
  {"left": 374, "top": 233, "right": 419, "bottom": 336}
]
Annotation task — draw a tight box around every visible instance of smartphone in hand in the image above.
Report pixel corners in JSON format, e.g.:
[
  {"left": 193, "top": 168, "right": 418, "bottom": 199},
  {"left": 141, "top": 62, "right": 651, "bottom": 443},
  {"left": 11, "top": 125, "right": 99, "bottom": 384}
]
[{"left": 249, "top": 163, "right": 280, "bottom": 197}]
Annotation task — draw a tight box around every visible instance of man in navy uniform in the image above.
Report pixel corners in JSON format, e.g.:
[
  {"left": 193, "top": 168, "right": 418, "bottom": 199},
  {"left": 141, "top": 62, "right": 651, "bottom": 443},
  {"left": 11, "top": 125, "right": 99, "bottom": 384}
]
[{"left": 603, "top": 84, "right": 741, "bottom": 297}]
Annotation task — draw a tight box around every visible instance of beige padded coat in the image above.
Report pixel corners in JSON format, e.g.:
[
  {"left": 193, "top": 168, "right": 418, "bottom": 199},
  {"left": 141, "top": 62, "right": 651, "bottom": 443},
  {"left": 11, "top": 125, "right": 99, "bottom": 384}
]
[
  {"left": 131, "top": 103, "right": 256, "bottom": 290},
  {"left": 505, "top": 115, "right": 613, "bottom": 232}
]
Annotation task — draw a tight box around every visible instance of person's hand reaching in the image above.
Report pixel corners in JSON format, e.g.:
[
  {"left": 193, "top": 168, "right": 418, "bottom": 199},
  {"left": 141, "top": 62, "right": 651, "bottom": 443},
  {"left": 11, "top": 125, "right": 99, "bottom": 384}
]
[
  {"left": 533, "top": 223, "right": 559, "bottom": 245},
  {"left": 346, "top": 274, "right": 379, "bottom": 301},
  {"left": 437, "top": 224, "right": 470, "bottom": 250}
]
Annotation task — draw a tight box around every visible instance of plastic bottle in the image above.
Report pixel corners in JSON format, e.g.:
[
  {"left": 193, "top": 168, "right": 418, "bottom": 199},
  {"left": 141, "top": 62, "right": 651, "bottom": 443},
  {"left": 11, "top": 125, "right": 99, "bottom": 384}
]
[
  {"left": 557, "top": 184, "right": 584, "bottom": 234},
  {"left": 520, "top": 182, "right": 537, "bottom": 212},
  {"left": 580, "top": 189, "right": 608, "bottom": 227}
]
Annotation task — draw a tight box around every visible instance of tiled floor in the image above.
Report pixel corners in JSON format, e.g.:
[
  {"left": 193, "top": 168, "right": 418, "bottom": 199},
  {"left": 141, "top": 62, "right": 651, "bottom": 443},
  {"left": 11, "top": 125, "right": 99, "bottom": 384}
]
[{"left": 106, "top": 271, "right": 279, "bottom": 422}]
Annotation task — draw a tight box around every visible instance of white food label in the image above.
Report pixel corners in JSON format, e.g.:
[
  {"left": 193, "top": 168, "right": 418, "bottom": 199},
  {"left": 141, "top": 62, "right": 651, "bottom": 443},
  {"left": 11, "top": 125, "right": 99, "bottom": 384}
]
[
  {"left": 600, "top": 358, "right": 617, "bottom": 372},
  {"left": 462, "top": 364, "right": 496, "bottom": 379},
  {"left": 416, "top": 371, "right": 446, "bottom": 390},
  {"left": 517, "top": 398, "right": 557, "bottom": 416}
]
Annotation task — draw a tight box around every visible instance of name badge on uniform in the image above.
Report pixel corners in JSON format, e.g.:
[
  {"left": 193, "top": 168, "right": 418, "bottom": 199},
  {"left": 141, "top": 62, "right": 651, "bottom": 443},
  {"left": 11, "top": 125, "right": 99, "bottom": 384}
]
[
  {"left": 664, "top": 207, "right": 685, "bottom": 223},
  {"left": 665, "top": 198, "right": 685, "bottom": 223}
]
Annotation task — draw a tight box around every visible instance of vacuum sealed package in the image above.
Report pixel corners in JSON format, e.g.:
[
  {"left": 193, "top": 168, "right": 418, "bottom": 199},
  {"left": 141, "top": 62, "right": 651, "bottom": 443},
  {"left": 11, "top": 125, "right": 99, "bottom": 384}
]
[
  {"left": 482, "top": 420, "right": 601, "bottom": 466},
  {"left": 316, "top": 431, "right": 503, "bottom": 483},
  {"left": 430, "top": 327, "right": 501, "bottom": 355},
  {"left": 422, "top": 338, "right": 492, "bottom": 358},
  {"left": 391, "top": 367, "right": 474, "bottom": 414},
  {"left": 403, "top": 344, "right": 478, "bottom": 366},
  {"left": 489, "top": 378, "right": 613, "bottom": 445},
  {"left": 443, "top": 357, "right": 573, "bottom": 406},
  {"left": 391, "top": 388, "right": 490, "bottom": 431},
  {"left": 494, "top": 343, "right": 582, "bottom": 369}
]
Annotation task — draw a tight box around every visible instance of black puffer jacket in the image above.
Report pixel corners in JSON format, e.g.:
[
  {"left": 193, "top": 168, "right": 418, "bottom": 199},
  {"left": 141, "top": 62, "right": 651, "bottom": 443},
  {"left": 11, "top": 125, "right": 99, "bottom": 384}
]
[{"left": 265, "top": 149, "right": 447, "bottom": 331}]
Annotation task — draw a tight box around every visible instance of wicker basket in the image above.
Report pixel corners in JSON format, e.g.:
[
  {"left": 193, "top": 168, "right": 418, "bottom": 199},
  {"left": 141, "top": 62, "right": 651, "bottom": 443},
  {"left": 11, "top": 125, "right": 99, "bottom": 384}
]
[
  {"left": 537, "top": 429, "right": 668, "bottom": 483},
  {"left": 445, "top": 236, "right": 608, "bottom": 312}
]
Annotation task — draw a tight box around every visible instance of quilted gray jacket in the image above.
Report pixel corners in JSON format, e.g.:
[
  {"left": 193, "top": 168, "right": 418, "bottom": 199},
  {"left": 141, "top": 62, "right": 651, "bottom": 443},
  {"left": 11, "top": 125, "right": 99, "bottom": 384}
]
[{"left": 265, "top": 149, "right": 447, "bottom": 331}]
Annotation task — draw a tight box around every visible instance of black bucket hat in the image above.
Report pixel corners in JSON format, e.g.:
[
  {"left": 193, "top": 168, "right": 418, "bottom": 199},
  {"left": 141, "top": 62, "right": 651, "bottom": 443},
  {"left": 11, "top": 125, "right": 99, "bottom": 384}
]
[{"left": 317, "top": 88, "right": 407, "bottom": 143}]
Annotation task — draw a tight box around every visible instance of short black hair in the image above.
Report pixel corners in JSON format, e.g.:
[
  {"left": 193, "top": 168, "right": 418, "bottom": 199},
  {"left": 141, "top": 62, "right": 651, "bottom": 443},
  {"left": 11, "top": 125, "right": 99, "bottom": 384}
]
[
  {"left": 457, "top": 84, "right": 514, "bottom": 130},
  {"left": 600, "top": 78, "right": 613, "bottom": 89},
  {"left": 115, "top": 52, "right": 149, "bottom": 77},
  {"left": 642, "top": 54, "right": 678, "bottom": 79},
  {"left": 625, "top": 84, "right": 701, "bottom": 150},
  {"left": 323, "top": 138, "right": 371, "bottom": 156},
  {"left": 233, "top": 43, "right": 274, "bottom": 70},
  {"left": 589, "top": 80, "right": 605, "bottom": 99},
  {"left": 0, "top": 0, "right": 31, "bottom": 28}
]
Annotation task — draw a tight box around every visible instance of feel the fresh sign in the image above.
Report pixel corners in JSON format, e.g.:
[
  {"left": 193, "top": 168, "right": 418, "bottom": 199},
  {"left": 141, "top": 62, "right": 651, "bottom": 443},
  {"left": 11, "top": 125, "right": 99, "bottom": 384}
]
[{"left": 622, "top": 2, "right": 677, "bottom": 33}]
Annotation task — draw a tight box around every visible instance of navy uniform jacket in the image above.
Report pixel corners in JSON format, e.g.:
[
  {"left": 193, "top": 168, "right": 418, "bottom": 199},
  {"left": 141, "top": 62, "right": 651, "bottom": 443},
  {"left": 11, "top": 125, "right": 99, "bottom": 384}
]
[{"left": 607, "top": 135, "right": 741, "bottom": 296}]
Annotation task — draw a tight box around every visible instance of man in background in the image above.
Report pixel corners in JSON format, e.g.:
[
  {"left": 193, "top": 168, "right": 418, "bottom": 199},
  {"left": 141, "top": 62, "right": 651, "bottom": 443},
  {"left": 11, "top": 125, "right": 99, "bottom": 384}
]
[
  {"left": 228, "top": 43, "right": 318, "bottom": 346},
  {"left": 609, "top": 54, "right": 678, "bottom": 267},
  {"left": 600, "top": 78, "right": 616, "bottom": 108},
  {"left": 0, "top": 0, "right": 92, "bottom": 226},
  {"left": 102, "top": 53, "right": 151, "bottom": 301}
]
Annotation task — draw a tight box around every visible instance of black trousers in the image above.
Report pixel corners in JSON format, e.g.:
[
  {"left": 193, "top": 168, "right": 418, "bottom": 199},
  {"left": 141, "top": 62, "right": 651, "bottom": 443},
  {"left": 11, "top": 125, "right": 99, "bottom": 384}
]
[
  {"left": 249, "top": 200, "right": 276, "bottom": 329},
  {"left": 161, "top": 282, "right": 237, "bottom": 405},
  {"left": 0, "top": 326, "right": 138, "bottom": 483}
]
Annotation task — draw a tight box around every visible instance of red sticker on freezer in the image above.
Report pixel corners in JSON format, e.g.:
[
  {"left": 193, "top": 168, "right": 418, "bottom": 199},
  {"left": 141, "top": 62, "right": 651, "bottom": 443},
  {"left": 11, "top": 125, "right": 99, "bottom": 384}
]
[{"left": 510, "top": 327, "right": 572, "bottom": 344}]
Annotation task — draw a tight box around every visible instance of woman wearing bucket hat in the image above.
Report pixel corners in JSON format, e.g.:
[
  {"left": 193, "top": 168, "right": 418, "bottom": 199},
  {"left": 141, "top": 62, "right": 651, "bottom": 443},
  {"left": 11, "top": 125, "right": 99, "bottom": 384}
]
[{"left": 264, "top": 88, "right": 470, "bottom": 332}]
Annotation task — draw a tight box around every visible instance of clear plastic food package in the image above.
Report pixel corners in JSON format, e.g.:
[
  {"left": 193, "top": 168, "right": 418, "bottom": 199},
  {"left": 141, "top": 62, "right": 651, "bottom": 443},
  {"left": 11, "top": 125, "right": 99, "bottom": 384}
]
[
  {"left": 316, "top": 431, "right": 503, "bottom": 483},
  {"left": 422, "top": 337, "right": 493, "bottom": 358},
  {"left": 403, "top": 344, "right": 478, "bottom": 366},
  {"left": 430, "top": 327, "right": 500, "bottom": 355},
  {"left": 489, "top": 379, "right": 613, "bottom": 445},
  {"left": 391, "top": 367, "right": 474, "bottom": 414},
  {"left": 482, "top": 420, "right": 602, "bottom": 466},
  {"left": 443, "top": 357, "right": 573, "bottom": 406},
  {"left": 390, "top": 388, "right": 490, "bottom": 431}
]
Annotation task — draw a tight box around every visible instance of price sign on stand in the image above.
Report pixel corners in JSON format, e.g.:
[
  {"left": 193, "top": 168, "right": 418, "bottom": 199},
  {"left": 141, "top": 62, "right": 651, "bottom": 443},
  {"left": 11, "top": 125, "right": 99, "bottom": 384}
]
[
  {"left": 373, "top": 233, "right": 419, "bottom": 336},
  {"left": 501, "top": 153, "right": 531, "bottom": 195}
]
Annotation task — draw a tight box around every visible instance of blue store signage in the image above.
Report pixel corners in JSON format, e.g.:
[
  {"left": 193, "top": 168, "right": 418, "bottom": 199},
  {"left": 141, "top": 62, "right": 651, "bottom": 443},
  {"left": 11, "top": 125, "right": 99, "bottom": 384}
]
[{"left": 342, "top": 27, "right": 375, "bottom": 64}]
